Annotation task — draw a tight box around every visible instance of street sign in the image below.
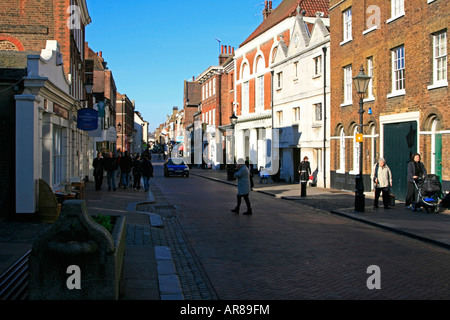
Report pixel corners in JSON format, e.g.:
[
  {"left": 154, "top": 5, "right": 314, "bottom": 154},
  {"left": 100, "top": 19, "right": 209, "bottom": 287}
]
[
  {"left": 77, "top": 108, "right": 98, "bottom": 131},
  {"left": 356, "top": 133, "right": 363, "bottom": 142}
]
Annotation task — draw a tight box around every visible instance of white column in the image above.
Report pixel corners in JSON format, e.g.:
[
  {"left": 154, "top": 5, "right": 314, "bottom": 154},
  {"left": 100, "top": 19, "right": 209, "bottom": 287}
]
[{"left": 15, "top": 95, "right": 40, "bottom": 214}]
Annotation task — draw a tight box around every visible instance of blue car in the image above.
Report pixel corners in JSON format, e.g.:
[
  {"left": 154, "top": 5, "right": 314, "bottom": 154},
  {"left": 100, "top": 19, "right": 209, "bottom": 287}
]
[{"left": 164, "top": 158, "right": 190, "bottom": 178}]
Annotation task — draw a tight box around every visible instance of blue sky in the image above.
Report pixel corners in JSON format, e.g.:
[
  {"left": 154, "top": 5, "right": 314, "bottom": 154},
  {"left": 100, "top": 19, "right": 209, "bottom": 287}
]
[{"left": 85, "top": 0, "right": 281, "bottom": 132}]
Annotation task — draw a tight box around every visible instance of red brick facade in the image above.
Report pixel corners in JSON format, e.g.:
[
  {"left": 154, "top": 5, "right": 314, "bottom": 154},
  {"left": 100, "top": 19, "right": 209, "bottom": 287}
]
[{"left": 329, "top": 0, "right": 449, "bottom": 196}]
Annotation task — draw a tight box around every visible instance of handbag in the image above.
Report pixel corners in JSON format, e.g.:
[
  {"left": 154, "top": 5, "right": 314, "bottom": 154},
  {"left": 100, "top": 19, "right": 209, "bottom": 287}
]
[{"left": 389, "top": 189, "right": 396, "bottom": 207}]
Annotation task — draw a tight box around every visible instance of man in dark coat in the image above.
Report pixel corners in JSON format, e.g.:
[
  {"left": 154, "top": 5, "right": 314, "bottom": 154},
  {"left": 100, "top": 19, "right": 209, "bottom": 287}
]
[
  {"left": 104, "top": 152, "right": 118, "bottom": 191},
  {"left": 93, "top": 152, "right": 104, "bottom": 191},
  {"left": 119, "top": 151, "right": 133, "bottom": 189},
  {"left": 298, "top": 156, "right": 312, "bottom": 197}
]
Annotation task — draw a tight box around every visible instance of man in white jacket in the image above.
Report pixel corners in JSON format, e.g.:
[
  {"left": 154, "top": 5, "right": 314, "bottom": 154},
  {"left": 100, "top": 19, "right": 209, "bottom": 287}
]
[
  {"left": 231, "top": 158, "right": 252, "bottom": 215},
  {"left": 371, "top": 158, "right": 393, "bottom": 209}
]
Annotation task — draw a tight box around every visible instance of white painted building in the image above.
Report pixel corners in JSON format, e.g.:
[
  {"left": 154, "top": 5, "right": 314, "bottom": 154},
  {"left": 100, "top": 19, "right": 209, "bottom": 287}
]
[
  {"left": 271, "top": 13, "right": 331, "bottom": 187},
  {"left": 15, "top": 40, "right": 91, "bottom": 214}
]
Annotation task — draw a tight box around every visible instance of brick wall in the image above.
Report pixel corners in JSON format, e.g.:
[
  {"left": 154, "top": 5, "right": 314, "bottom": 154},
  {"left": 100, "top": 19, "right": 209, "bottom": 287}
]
[{"left": 329, "top": 0, "right": 449, "bottom": 193}]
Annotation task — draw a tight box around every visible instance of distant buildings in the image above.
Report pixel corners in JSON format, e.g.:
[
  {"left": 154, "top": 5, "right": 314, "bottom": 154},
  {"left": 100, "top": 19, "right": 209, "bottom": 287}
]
[{"left": 155, "top": 0, "right": 448, "bottom": 200}]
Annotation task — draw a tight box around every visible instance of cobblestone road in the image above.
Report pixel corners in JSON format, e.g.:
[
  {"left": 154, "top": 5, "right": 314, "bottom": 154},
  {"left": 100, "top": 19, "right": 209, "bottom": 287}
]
[{"left": 140, "top": 162, "right": 450, "bottom": 300}]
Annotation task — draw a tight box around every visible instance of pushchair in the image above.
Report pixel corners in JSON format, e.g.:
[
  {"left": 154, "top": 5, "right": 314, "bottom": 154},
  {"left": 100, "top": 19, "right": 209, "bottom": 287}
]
[{"left": 411, "top": 174, "right": 443, "bottom": 213}]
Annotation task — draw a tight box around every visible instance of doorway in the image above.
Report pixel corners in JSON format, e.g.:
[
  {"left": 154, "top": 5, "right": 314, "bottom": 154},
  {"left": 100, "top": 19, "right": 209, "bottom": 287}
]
[{"left": 383, "top": 121, "right": 417, "bottom": 201}]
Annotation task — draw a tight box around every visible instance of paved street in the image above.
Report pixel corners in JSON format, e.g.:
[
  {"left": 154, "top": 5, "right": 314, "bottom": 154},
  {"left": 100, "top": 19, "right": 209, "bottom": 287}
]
[{"left": 148, "top": 159, "right": 450, "bottom": 300}]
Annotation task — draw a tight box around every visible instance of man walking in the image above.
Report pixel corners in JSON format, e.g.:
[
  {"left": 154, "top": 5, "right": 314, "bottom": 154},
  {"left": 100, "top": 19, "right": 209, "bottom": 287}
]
[
  {"left": 371, "top": 158, "right": 393, "bottom": 209},
  {"left": 93, "top": 152, "right": 104, "bottom": 191},
  {"left": 231, "top": 158, "right": 252, "bottom": 215},
  {"left": 105, "top": 152, "right": 118, "bottom": 192},
  {"left": 120, "top": 151, "right": 133, "bottom": 189}
]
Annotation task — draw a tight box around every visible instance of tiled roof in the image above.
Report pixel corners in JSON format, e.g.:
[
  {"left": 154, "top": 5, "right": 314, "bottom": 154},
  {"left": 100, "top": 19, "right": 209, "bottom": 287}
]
[{"left": 240, "top": 0, "right": 329, "bottom": 47}]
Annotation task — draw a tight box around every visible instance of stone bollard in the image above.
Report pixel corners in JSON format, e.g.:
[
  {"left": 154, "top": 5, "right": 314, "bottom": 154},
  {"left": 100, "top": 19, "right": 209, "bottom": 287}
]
[{"left": 29, "top": 200, "right": 126, "bottom": 300}]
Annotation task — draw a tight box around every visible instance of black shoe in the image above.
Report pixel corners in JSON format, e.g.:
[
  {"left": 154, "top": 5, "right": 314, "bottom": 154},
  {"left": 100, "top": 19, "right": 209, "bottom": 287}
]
[
  {"left": 384, "top": 206, "right": 390, "bottom": 209},
  {"left": 243, "top": 210, "right": 253, "bottom": 215},
  {"left": 231, "top": 208, "right": 239, "bottom": 214}
]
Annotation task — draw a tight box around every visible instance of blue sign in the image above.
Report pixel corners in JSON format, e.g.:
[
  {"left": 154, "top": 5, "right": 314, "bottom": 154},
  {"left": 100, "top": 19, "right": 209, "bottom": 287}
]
[{"left": 77, "top": 108, "right": 98, "bottom": 131}]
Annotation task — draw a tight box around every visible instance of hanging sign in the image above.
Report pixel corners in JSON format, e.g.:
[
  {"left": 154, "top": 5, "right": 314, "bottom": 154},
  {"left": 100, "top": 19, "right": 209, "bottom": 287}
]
[{"left": 77, "top": 108, "right": 98, "bottom": 131}]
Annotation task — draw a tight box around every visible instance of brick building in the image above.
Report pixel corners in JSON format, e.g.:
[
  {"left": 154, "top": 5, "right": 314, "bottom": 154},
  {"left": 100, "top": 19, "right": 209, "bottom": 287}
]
[
  {"left": 0, "top": 0, "right": 92, "bottom": 218},
  {"left": 233, "top": 0, "right": 329, "bottom": 171},
  {"left": 329, "top": 0, "right": 449, "bottom": 200},
  {"left": 116, "top": 93, "right": 135, "bottom": 153},
  {"left": 86, "top": 47, "right": 118, "bottom": 154},
  {"left": 197, "top": 45, "right": 235, "bottom": 168}
]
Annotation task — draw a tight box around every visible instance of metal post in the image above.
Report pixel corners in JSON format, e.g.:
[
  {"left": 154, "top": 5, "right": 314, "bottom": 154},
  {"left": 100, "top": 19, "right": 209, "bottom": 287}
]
[
  {"left": 355, "top": 96, "right": 365, "bottom": 212},
  {"left": 322, "top": 46, "right": 327, "bottom": 189}
]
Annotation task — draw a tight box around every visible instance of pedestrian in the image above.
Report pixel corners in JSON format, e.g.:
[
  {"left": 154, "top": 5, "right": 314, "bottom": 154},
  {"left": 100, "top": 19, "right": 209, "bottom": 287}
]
[
  {"left": 132, "top": 154, "right": 142, "bottom": 190},
  {"left": 405, "top": 152, "right": 427, "bottom": 208},
  {"left": 93, "top": 152, "right": 104, "bottom": 191},
  {"left": 231, "top": 158, "right": 252, "bottom": 215},
  {"left": 141, "top": 155, "right": 154, "bottom": 192},
  {"left": 120, "top": 151, "right": 133, "bottom": 189},
  {"left": 371, "top": 158, "right": 393, "bottom": 209},
  {"left": 298, "top": 156, "right": 311, "bottom": 197},
  {"left": 104, "top": 152, "right": 118, "bottom": 192}
]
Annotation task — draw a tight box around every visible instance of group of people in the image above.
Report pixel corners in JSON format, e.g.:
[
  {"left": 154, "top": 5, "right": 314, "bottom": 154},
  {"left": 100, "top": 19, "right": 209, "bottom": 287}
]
[
  {"left": 370, "top": 152, "right": 428, "bottom": 210},
  {"left": 93, "top": 150, "right": 154, "bottom": 193}
]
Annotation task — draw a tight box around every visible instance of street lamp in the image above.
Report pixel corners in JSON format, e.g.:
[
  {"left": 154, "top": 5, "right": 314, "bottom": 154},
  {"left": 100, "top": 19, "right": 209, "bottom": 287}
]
[
  {"left": 230, "top": 113, "right": 238, "bottom": 127},
  {"left": 353, "top": 65, "right": 372, "bottom": 212}
]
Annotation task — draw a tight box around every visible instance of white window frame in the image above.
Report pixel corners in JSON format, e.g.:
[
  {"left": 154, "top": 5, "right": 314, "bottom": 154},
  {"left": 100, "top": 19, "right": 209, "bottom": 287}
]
[
  {"left": 293, "top": 107, "right": 300, "bottom": 122},
  {"left": 294, "top": 62, "right": 299, "bottom": 80},
  {"left": 276, "top": 72, "right": 283, "bottom": 90},
  {"left": 342, "top": 65, "right": 352, "bottom": 106},
  {"left": 313, "top": 56, "right": 322, "bottom": 77},
  {"left": 314, "top": 103, "right": 322, "bottom": 123},
  {"left": 337, "top": 127, "right": 346, "bottom": 173},
  {"left": 256, "top": 75, "right": 264, "bottom": 112},
  {"left": 213, "top": 78, "right": 216, "bottom": 95},
  {"left": 428, "top": 31, "right": 448, "bottom": 90},
  {"left": 341, "top": 8, "right": 352, "bottom": 45},
  {"left": 242, "top": 81, "right": 249, "bottom": 114},
  {"left": 276, "top": 110, "right": 283, "bottom": 127},
  {"left": 387, "top": 0, "right": 405, "bottom": 24},
  {"left": 365, "top": 57, "right": 375, "bottom": 101},
  {"left": 388, "top": 46, "right": 405, "bottom": 98},
  {"left": 52, "top": 125, "right": 65, "bottom": 186},
  {"left": 350, "top": 126, "right": 360, "bottom": 175}
]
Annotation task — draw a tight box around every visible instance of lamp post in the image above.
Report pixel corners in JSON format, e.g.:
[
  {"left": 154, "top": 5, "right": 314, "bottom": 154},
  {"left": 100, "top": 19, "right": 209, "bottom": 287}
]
[
  {"left": 353, "top": 65, "right": 372, "bottom": 212},
  {"left": 121, "top": 97, "right": 125, "bottom": 153}
]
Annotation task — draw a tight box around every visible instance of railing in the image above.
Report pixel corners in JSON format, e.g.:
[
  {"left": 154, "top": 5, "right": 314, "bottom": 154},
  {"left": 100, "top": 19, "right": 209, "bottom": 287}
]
[{"left": 0, "top": 250, "right": 30, "bottom": 300}]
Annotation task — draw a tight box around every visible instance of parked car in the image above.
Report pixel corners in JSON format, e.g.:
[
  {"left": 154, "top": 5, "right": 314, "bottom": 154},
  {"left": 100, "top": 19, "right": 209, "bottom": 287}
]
[{"left": 164, "top": 158, "right": 189, "bottom": 177}]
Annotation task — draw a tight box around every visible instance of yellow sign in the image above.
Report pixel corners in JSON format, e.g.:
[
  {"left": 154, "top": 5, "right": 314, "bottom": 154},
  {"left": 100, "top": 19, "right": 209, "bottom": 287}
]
[{"left": 356, "top": 133, "right": 363, "bottom": 142}]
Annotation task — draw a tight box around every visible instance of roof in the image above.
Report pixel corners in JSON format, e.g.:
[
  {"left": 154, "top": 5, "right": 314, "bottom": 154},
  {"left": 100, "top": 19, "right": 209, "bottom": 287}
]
[{"left": 240, "top": 0, "right": 329, "bottom": 47}]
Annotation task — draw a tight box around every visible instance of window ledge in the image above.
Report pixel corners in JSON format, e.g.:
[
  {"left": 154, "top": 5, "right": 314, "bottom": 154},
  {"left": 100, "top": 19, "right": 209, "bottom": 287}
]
[
  {"left": 312, "top": 74, "right": 322, "bottom": 79},
  {"left": 312, "top": 123, "right": 322, "bottom": 128},
  {"left": 387, "top": 90, "right": 405, "bottom": 99},
  {"left": 363, "top": 26, "right": 378, "bottom": 35},
  {"left": 427, "top": 0, "right": 437, "bottom": 3},
  {"left": 349, "top": 170, "right": 359, "bottom": 176},
  {"left": 427, "top": 82, "right": 448, "bottom": 90},
  {"left": 340, "top": 102, "right": 353, "bottom": 107},
  {"left": 336, "top": 169, "right": 346, "bottom": 174},
  {"left": 340, "top": 38, "right": 353, "bottom": 46},
  {"left": 363, "top": 96, "right": 375, "bottom": 103},
  {"left": 387, "top": 13, "right": 405, "bottom": 24}
]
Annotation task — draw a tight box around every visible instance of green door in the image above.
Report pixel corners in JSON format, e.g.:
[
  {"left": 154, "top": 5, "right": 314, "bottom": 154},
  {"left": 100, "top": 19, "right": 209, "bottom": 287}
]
[
  {"left": 383, "top": 121, "right": 417, "bottom": 201},
  {"left": 435, "top": 134, "right": 442, "bottom": 182}
]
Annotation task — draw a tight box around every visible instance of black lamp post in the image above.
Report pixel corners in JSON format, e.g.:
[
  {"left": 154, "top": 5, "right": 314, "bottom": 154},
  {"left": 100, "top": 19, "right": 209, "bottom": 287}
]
[
  {"left": 227, "top": 113, "right": 238, "bottom": 180},
  {"left": 353, "top": 65, "right": 372, "bottom": 212}
]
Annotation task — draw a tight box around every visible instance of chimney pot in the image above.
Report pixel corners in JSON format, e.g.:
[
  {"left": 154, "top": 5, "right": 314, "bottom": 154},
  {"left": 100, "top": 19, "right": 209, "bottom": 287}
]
[{"left": 99, "top": 51, "right": 102, "bottom": 57}]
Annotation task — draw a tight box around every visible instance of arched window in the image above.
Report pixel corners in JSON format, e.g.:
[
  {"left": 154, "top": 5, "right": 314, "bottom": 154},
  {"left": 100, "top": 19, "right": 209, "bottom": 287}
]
[
  {"left": 241, "top": 63, "right": 250, "bottom": 115},
  {"left": 430, "top": 116, "right": 442, "bottom": 176},
  {"left": 352, "top": 126, "right": 360, "bottom": 174},
  {"left": 338, "top": 126, "right": 346, "bottom": 172}
]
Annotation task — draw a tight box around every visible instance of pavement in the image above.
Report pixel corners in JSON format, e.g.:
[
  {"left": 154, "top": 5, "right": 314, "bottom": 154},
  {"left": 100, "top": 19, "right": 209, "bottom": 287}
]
[{"left": 1, "top": 164, "right": 450, "bottom": 300}]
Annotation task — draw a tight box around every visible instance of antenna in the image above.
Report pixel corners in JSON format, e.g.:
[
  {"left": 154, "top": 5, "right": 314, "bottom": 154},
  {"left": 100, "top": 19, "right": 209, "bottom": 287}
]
[{"left": 214, "top": 38, "right": 221, "bottom": 54}]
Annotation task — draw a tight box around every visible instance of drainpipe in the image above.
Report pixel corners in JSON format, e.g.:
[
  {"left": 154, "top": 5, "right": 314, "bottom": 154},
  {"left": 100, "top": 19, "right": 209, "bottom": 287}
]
[{"left": 322, "top": 46, "right": 327, "bottom": 189}]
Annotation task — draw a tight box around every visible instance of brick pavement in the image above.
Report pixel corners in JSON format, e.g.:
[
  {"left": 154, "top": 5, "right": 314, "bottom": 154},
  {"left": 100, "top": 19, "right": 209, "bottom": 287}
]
[{"left": 156, "top": 166, "right": 450, "bottom": 299}]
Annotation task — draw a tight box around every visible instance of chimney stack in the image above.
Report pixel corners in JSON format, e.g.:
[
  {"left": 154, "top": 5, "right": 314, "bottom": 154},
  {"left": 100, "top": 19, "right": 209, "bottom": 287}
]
[{"left": 263, "top": 1, "right": 273, "bottom": 20}]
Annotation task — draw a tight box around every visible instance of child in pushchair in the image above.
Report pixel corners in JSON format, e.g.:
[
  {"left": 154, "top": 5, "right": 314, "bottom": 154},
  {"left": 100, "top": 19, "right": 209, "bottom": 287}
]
[{"left": 412, "top": 174, "right": 443, "bottom": 213}]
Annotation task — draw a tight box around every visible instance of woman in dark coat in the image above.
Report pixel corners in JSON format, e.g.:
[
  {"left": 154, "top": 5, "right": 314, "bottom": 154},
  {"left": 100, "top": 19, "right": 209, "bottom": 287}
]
[{"left": 405, "top": 153, "right": 427, "bottom": 207}]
